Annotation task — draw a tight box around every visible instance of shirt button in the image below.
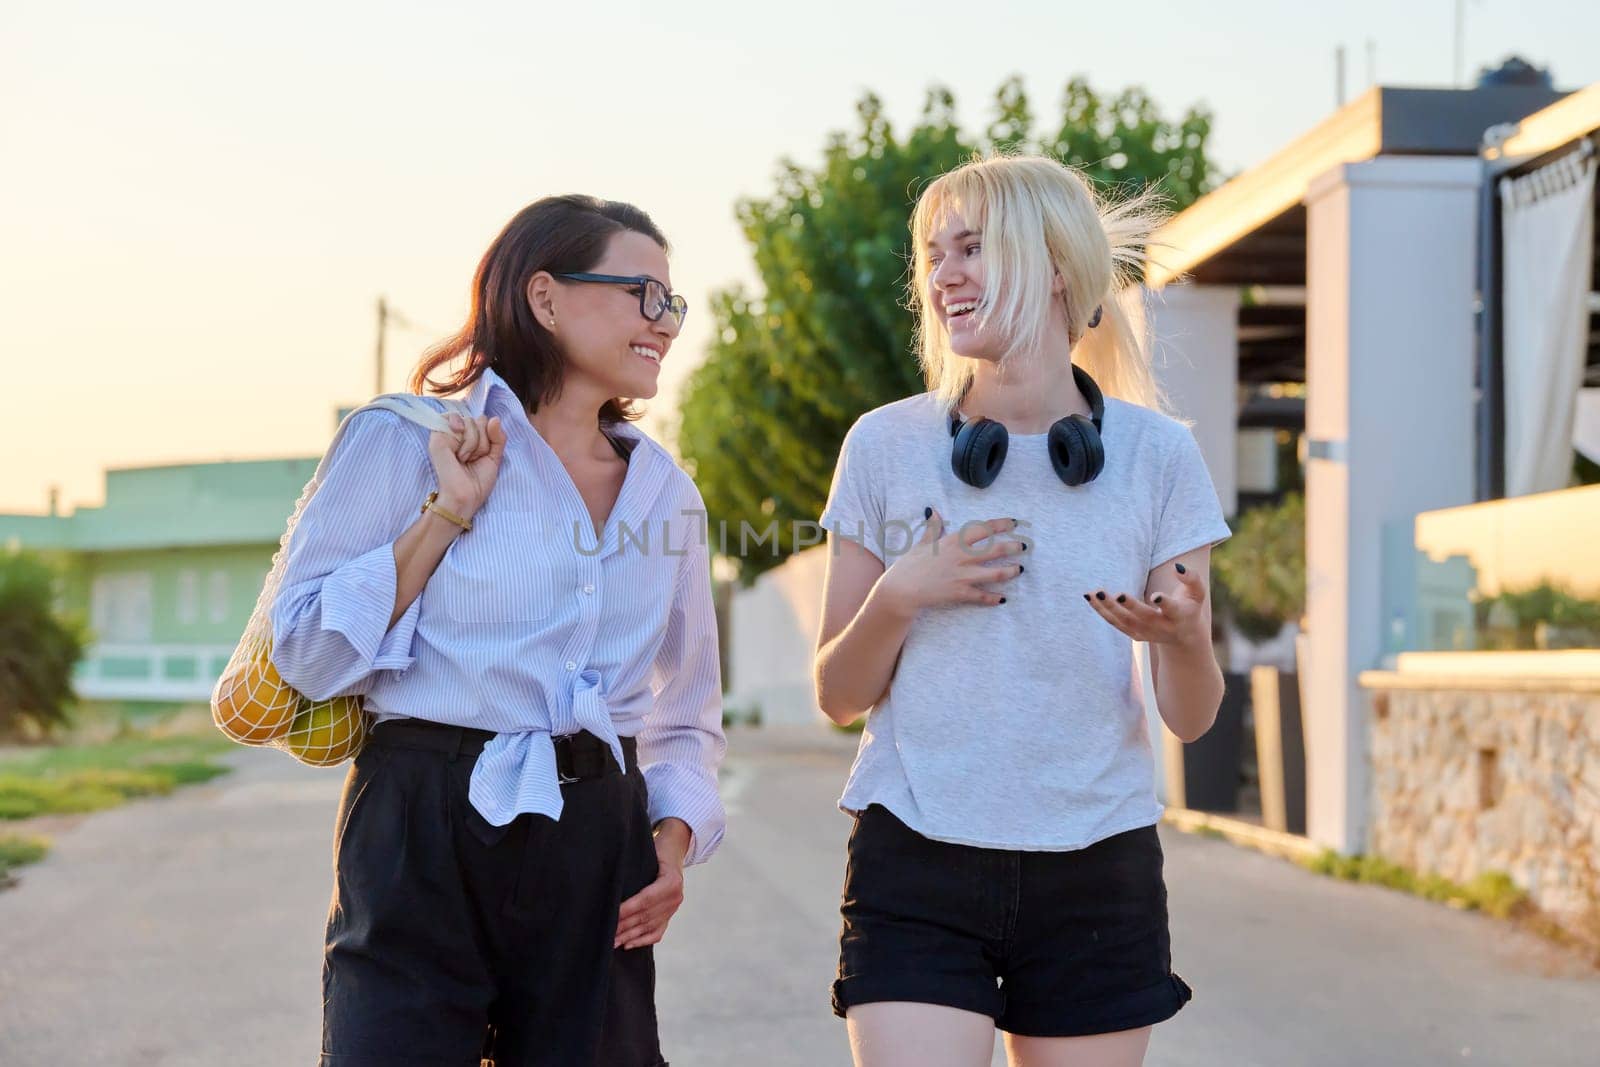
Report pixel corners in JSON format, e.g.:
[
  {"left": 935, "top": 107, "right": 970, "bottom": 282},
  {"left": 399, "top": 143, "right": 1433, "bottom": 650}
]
[
  {"left": 565, "top": 661, "right": 577, "bottom": 671},
  {"left": 582, "top": 583, "right": 595, "bottom": 595}
]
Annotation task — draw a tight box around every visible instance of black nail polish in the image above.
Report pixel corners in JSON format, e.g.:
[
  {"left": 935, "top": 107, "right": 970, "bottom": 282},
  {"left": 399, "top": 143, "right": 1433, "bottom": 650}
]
[
  {"left": 1116, "top": 594, "right": 1126, "bottom": 603},
  {"left": 1154, "top": 595, "right": 1163, "bottom": 604},
  {"left": 1020, "top": 542, "right": 1027, "bottom": 551},
  {"left": 1018, "top": 564, "right": 1024, "bottom": 573},
  {"left": 924, "top": 506, "right": 932, "bottom": 519},
  {"left": 1083, "top": 593, "right": 1090, "bottom": 601},
  {"left": 999, "top": 597, "right": 1007, "bottom": 604},
  {"left": 1096, "top": 591, "right": 1106, "bottom": 600},
  {"left": 1175, "top": 562, "right": 1187, "bottom": 574}
]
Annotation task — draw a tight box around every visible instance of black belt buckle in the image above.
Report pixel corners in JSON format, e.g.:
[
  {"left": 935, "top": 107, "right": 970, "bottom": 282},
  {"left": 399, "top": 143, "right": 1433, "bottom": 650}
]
[{"left": 553, "top": 733, "right": 581, "bottom": 785}]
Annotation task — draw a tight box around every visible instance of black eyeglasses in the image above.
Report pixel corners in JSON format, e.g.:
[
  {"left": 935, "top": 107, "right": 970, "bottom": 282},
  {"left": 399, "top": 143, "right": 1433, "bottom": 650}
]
[{"left": 553, "top": 272, "right": 688, "bottom": 328}]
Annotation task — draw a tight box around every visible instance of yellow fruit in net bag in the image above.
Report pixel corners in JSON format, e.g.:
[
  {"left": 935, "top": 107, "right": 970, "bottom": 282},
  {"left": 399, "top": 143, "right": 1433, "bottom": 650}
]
[
  {"left": 213, "top": 649, "right": 298, "bottom": 744},
  {"left": 285, "top": 695, "right": 368, "bottom": 767}
]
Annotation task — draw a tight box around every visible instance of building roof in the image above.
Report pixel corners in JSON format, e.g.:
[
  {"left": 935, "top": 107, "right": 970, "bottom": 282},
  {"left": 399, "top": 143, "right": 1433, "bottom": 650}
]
[
  {"left": 1147, "top": 84, "right": 1570, "bottom": 289},
  {"left": 1144, "top": 82, "right": 1581, "bottom": 387},
  {"left": 0, "top": 457, "right": 318, "bottom": 553},
  {"left": 1491, "top": 81, "right": 1600, "bottom": 167}
]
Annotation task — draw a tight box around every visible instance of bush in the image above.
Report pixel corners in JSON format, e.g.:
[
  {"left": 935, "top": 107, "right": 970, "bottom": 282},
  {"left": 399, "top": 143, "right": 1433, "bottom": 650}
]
[
  {"left": 0, "top": 551, "right": 87, "bottom": 740},
  {"left": 720, "top": 703, "right": 765, "bottom": 729},
  {"left": 1212, "top": 494, "right": 1305, "bottom": 641},
  {"left": 1474, "top": 582, "right": 1600, "bottom": 650}
]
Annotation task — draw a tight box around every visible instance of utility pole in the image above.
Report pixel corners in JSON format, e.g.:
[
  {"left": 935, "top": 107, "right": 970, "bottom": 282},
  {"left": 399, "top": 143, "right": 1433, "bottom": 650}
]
[{"left": 374, "top": 296, "right": 388, "bottom": 397}]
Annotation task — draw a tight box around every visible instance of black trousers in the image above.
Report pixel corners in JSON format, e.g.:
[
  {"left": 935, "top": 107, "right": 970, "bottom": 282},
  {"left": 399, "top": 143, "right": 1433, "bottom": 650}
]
[{"left": 319, "top": 721, "right": 666, "bottom": 1066}]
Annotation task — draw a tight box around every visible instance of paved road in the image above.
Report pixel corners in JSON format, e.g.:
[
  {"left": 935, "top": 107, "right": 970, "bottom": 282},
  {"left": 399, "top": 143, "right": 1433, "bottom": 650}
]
[{"left": 1, "top": 726, "right": 1595, "bottom": 1066}]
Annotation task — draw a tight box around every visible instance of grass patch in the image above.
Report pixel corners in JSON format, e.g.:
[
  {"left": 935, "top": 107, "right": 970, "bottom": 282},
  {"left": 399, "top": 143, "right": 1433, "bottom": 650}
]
[
  {"left": 0, "top": 734, "right": 232, "bottom": 821},
  {"left": 0, "top": 833, "right": 50, "bottom": 885},
  {"left": 0, "top": 732, "right": 232, "bottom": 774},
  {"left": 1301, "top": 850, "right": 1530, "bottom": 919},
  {"left": 721, "top": 704, "right": 765, "bottom": 729}
]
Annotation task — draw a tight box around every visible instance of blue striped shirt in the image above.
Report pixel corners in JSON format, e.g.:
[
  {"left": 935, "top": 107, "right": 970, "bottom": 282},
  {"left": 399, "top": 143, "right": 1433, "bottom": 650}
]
[{"left": 269, "top": 369, "right": 726, "bottom": 865}]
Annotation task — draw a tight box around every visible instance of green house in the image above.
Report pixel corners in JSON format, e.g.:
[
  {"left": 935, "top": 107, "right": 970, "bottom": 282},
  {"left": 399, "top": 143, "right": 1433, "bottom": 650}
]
[{"left": 0, "top": 456, "right": 318, "bottom": 706}]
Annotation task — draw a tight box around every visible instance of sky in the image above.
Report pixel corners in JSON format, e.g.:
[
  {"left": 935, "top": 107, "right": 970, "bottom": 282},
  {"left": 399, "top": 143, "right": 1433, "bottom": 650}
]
[{"left": 3, "top": 0, "right": 1598, "bottom": 515}]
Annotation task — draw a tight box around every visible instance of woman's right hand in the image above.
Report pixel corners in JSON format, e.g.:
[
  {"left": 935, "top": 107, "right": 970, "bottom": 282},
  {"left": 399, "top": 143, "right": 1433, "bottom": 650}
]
[
  {"left": 426, "top": 414, "right": 507, "bottom": 519},
  {"left": 877, "top": 509, "right": 1024, "bottom": 615}
]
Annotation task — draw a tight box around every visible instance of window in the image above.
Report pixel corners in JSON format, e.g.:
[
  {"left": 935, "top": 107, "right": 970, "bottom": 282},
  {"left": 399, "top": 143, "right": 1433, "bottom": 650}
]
[
  {"left": 208, "top": 570, "right": 229, "bottom": 624},
  {"left": 176, "top": 570, "right": 200, "bottom": 625},
  {"left": 89, "top": 572, "right": 153, "bottom": 643}
]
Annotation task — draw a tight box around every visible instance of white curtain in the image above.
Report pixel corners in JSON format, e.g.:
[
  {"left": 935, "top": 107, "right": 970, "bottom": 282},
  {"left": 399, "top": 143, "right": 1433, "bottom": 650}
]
[
  {"left": 1500, "top": 146, "right": 1596, "bottom": 496},
  {"left": 1576, "top": 388, "right": 1600, "bottom": 465}
]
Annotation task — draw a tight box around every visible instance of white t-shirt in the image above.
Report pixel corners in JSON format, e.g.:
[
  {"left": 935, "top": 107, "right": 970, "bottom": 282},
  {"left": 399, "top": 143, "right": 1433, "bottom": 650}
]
[{"left": 819, "top": 390, "right": 1231, "bottom": 851}]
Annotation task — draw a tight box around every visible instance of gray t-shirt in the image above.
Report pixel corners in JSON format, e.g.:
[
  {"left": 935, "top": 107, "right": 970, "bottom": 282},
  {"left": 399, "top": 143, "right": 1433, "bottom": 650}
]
[{"left": 820, "top": 390, "right": 1231, "bottom": 851}]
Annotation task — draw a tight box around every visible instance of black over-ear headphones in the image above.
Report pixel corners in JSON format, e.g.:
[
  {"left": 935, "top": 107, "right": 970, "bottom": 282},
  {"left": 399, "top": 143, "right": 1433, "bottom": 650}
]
[{"left": 948, "top": 363, "right": 1107, "bottom": 488}]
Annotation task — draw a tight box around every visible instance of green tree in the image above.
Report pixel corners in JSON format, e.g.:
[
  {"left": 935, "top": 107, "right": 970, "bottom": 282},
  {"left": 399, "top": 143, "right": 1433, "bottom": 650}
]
[
  {"left": 675, "top": 76, "right": 1220, "bottom": 583},
  {"left": 0, "top": 552, "right": 87, "bottom": 740}
]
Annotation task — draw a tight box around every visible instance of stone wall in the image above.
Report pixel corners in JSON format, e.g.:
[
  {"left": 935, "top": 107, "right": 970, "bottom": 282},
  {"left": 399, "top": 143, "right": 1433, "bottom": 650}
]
[{"left": 1363, "top": 674, "right": 1600, "bottom": 939}]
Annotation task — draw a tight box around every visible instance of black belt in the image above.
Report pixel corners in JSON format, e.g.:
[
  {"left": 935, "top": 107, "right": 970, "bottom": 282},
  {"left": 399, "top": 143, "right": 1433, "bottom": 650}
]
[{"left": 370, "top": 718, "right": 638, "bottom": 781}]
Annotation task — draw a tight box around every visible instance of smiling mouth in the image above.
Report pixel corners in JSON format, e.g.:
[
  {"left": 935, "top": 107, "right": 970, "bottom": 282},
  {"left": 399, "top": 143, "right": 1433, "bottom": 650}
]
[
  {"left": 945, "top": 300, "right": 979, "bottom": 321},
  {"left": 630, "top": 344, "right": 662, "bottom": 365}
]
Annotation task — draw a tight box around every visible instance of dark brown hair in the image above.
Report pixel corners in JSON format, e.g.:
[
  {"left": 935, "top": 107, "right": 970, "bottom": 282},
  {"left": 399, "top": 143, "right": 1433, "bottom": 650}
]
[{"left": 410, "top": 194, "right": 670, "bottom": 424}]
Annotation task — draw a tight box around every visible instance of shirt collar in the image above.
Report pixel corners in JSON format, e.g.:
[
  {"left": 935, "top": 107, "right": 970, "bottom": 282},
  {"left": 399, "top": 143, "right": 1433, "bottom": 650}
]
[
  {"left": 467, "top": 367, "right": 656, "bottom": 467},
  {"left": 470, "top": 365, "right": 648, "bottom": 459},
  {"left": 470, "top": 366, "right": 668, "bottom": 558},
  {"left": 467, "top": 366, "right": 514, "bottom": 418}
]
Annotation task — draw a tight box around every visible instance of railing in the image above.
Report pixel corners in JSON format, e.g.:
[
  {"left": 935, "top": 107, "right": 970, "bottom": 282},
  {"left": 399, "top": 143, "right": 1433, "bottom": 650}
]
[{"left": 73, "top": 643, "right": 238, "bottom": 702}]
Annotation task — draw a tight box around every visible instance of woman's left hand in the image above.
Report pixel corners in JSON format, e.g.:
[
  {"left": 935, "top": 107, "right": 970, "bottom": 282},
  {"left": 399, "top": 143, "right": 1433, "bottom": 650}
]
[
  {"left": 1085, "top": 561, "right": 1210, "bottom": 648},
  {"left": 614, "top": 818, "right": 692, "bottom": 950}
]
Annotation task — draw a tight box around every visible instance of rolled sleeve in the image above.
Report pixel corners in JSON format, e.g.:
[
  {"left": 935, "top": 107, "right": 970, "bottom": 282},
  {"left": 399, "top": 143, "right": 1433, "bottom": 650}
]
[
  {"left": 269, "top": 410, "right": 433, "bottom": 701},
  {"left": 316, "top": 541, "right": 424, "bottom": 673},
  {"left": 642, "top": 758, "right": 725, "bottom": 867},
  {"left": 640, "top": 496, "right": 727, "bottom": 866}
]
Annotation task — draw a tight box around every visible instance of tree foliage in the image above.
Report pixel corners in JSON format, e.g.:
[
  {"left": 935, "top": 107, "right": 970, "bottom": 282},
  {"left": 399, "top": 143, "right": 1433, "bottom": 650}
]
[
  {"left": 675, "top": 76, "right": 1220, "bottom": 583},
  {"left": 0, "top": 552, "right": 86, "bottom": 739}
]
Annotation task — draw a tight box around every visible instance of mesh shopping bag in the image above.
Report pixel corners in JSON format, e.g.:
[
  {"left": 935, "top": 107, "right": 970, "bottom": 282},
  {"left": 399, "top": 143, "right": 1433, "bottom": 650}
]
[{"left": 212, "top": 393, "right": 469, "bottom": 767}]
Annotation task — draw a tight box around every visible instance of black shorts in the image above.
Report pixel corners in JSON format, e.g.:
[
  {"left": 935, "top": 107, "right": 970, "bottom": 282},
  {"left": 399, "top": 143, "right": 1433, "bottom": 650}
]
[
  {"left": 320, "top": 720, "right": 667, "bottom": 1066},
  {"left": 832, "top": 804, "right": 1192, "bottom": 1037}
]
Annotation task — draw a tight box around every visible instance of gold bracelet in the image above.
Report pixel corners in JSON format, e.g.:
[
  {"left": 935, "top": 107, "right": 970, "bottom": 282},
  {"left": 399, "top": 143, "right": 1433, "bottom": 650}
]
[{"left": 421, "top": 491, "right": 472, "bottom": 532}]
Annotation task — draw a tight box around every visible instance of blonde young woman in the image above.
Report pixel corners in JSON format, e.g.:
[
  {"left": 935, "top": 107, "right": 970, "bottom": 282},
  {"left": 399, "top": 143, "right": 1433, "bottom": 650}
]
[{"left": 814, "top": 156, "right": 1230, "bottom": 1067}]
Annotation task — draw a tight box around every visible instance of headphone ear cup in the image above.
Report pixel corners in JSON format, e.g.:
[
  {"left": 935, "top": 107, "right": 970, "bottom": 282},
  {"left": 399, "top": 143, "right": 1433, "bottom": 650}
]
[
  {"left": 1079, "top": 417, "right": 1106, "bottom": 482},
  {"left": 1048, "top": 415, "right": 1106, "bottom": 486},
  {"left": 952, "top": 418, "right": 1008, "bottom": 488}
]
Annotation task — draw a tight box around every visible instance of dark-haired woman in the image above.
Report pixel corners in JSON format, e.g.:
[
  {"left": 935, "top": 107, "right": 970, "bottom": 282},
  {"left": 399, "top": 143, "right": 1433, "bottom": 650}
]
[{"left": 270, "top": 195, "right": 725, "bottom": 1066}]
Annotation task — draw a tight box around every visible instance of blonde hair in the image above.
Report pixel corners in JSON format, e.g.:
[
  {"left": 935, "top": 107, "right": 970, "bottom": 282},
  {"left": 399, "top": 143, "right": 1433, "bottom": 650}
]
[{"left": 908, "top": 154, "right": 1170, "bottom": 413}]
